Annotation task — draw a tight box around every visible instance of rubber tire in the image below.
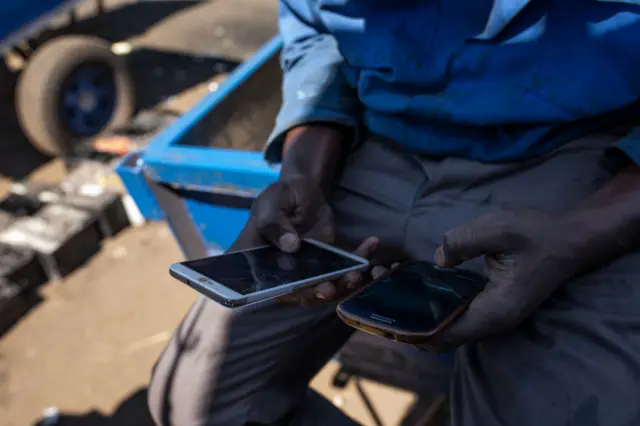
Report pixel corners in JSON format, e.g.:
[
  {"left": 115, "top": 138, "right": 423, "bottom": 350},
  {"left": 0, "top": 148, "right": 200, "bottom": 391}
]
[{"left": 15, "top": 35, "right": 135, "bottom": 156}]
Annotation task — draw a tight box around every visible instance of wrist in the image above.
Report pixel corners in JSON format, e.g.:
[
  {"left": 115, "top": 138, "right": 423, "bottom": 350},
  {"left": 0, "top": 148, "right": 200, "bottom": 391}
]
[
  {"left": 279, "top": 123, "right": 348, "bottom": 190},
  {"left": 559, "top": 165, "right": 640, "bottom": 262},
  {"left": 557, "top": 205, "right": 637, "bottom": 269}
]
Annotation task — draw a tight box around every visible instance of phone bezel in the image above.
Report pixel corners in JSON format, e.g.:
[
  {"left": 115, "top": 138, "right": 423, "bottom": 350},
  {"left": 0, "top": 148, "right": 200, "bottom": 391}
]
[
  {"left": 336, "top": 261, "right": 485, "bottom": 345},
  {"left": 169, "top": 239, "right": 370, "bottom": 308}
]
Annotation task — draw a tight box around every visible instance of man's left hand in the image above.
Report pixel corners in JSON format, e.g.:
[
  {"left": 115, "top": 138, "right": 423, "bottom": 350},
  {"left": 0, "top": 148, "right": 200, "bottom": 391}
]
[{"left": 433, "top": 209, "right": 586, "bottom": 347}]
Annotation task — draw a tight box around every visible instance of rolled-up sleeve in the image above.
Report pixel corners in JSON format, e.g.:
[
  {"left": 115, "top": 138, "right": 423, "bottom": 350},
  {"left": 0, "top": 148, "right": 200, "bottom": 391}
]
[{"left": 264, "top": 0, "right": 361, "bottom": 164}]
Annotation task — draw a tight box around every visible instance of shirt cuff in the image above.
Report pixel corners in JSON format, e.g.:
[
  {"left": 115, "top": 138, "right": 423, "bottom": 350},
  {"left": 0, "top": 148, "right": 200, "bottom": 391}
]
[{"left": 606, "top": 127, "right": 640, "bottom": 167}]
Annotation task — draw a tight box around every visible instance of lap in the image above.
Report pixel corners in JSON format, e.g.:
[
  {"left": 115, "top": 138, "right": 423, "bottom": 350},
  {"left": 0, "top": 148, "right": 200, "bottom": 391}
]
[
  {"left": 150, "top": 132, "right": 640, "bottom": 426},
  {"left": 147, "top": 136, "right": 422, "bottom": 426}
]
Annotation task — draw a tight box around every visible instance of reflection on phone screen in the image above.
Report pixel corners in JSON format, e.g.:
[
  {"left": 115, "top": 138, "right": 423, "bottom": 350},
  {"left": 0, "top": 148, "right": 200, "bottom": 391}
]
[
  {"left": 341, "top": 262, "right": 487, "bottom": 333},
  {"left": 181, "top": 241, "right": 362, "bottom": 295}
]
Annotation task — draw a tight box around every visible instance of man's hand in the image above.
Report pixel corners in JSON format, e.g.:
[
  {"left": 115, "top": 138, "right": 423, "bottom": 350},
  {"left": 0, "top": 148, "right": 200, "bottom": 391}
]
[
  {"left": 250, "top": 175, "right": 335, "bottom": 252},
  {"left": 432, "top": 210, "right": 585, "bottom": 347},
  {"left": 231, "top": 123, "right": 380, "bottom": 305},
  {"left": 232, "top": 124, "right": 346, "bottom": 253},
  {"left": 234, "top": 176, "right": 380, "bottom": 305}
]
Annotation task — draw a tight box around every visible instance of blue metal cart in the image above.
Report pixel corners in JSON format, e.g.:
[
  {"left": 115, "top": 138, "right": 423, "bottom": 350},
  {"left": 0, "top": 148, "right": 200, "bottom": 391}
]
[
  {"left": 1, "top": 0, "right": 135, "bottom": 156},
  {"left": 117, "top": 36, "right": 455, "bottom": 420}
]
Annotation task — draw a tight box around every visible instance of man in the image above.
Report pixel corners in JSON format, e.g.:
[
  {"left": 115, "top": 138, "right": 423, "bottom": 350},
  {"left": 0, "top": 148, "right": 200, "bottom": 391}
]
[{"left": 148, "top": 1, "right": 640, "bottom": 425}]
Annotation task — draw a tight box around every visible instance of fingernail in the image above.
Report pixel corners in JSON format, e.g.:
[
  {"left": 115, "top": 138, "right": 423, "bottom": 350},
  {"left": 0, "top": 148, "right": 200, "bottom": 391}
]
[
  {"left": 370, "top": 266, "right": 386, "bottom": 279},
  {"left": 316, "top": 292, "right": 327, "bottom": 300},
  {"left": 279, "top": 233, "right": 299, "bottom": 252}
]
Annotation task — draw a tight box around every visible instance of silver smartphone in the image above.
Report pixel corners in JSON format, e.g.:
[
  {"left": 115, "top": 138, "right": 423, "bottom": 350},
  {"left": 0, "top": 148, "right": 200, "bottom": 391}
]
[{"left": 169, "top": 239, "right": 370, "bottom": 308}]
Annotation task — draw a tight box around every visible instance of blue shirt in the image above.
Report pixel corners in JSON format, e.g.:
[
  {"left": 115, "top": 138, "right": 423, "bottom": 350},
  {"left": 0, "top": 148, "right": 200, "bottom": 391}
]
[{"left": 265, "top": 0, "right": 640, "bottom": 164}]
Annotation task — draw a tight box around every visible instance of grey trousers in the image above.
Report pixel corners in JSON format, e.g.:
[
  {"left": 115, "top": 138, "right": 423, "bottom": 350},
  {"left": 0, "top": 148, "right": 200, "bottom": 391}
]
[{"left": 148, "top": 134, "right": 640, "bottom": 426}]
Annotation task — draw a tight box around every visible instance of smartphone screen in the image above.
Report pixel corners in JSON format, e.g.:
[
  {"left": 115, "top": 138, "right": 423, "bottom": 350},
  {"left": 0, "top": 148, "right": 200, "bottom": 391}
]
[
  {"left": 180, "top": 241, "right": 364, "bottom": 295},
  {"left": 340, "top": 261, "right": 487, "bottom": 333}
]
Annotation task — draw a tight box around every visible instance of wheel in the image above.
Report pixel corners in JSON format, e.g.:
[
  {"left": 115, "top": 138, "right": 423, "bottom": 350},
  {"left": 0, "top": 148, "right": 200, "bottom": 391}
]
[{"left": 15, "top": 35, "right": 135, "bottom": 156}]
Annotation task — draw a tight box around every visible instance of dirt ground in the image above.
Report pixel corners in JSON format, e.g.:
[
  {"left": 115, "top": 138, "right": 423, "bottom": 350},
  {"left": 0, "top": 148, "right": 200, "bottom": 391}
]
[
  {"left": 0, "top": 224, "right": 192, "bottom": 425},
  {"left": 0, "top": 1, "right": 418, "bottom": 425}
]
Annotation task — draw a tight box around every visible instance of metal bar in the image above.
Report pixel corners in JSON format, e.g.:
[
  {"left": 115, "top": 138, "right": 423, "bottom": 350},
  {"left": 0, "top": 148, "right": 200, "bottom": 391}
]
[
  {"left": 144, "top": 36, "right": 283, "bottom": 156},
  {"left": 144, "top": 177, "right": 208, "bottom": 261},
  {"left": 354, "top": 378, "right": 385, "bottom": 426}
]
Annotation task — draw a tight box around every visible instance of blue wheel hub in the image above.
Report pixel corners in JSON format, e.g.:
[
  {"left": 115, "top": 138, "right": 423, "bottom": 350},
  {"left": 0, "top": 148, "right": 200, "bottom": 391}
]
[{"left": 60, "top": 64, "right": 116, "bottom": 136}]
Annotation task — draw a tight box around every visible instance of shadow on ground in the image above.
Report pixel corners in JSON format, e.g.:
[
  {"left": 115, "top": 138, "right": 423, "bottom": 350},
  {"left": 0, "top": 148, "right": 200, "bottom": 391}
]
[
  {"left": 0, "top": 0, "right": 238, "bottom": 180},
  {"left": 32, "top": 388, "right": 154, "bottom": 426},
  {"left": 127, "top": 47, "right": 237, "bottom": 112}
]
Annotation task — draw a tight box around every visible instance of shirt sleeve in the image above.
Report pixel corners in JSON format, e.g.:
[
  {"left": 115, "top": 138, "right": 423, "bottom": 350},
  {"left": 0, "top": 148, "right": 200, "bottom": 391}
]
[
  {"left": 264, "top": 0, "right": 361, "bottom": 164},
  {"left": 607, "top": 127, "right": 640, "bottom": 167}
]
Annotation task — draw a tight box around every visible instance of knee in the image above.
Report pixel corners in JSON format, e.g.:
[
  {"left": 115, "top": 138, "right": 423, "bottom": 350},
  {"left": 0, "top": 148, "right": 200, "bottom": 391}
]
[
  {"left": 147, "top": 298, "right": 241, "bottom": 425},
  {"left": 146, "top": 341, "right": 215, "bottom": 426},
  {"left": 146, "top": 346, "right": 174, "bottom": 426},
  {"left": 146, "top": 328, "right": 238, "bottom": 426}
]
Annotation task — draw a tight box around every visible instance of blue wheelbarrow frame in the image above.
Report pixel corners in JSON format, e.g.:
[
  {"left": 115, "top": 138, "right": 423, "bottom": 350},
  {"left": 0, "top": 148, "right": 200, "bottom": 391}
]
[
  {"left": 116, "top": 36, "right": 455, "bottom": 400},
  {"left": 119, "top": 37, "right": 282, "bottom": 259}
]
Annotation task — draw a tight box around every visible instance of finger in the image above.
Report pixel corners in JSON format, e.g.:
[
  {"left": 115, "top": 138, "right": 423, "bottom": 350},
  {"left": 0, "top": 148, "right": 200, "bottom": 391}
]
[
  {"left": 333, "top": 237, "right": 380, "bottom": 295},
  {"left": 275, "top": 293, "right": 301, "bottom": 304},
  {"left": 295, "top": 281, "right": 337, "bottom": 303},
  {"left": 371, "top": 265, "right": 389, "bottom": 279},
  {"left": 254, "top": 182, "right": 302, "bottom": 252},
  {"left": 315, "top": 281, "right": 338, "bottom": 300},
  {"left": 277, "top": 288, "right": 320, "bottom": 306},
  {"left": 368, "top": 262, "right": 401, "bottom": 284},
  {"left": 354, "top": 236, "right": 380, "bottom": 259},
  {"left": 436, "top": 218, "right": 516, "bottom": 268},
  {"left": 342, "top": 271, "right": 363, "bottom": 290},
  {"left": 309, "top": 267, "right": 367, "bottom": 303}
]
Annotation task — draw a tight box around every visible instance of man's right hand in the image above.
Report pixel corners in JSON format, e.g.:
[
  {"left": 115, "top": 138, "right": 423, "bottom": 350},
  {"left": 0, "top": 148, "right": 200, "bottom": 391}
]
[
  {"left": 232, "top": 124, "right": 344, "bottom": 252},
  {"left": 249, "top": 174, "right": 335, "bottom": 252},
  {"left": 234, "top": 172, "right": 381, "bottom": 306},
  {"left": 231, "top": 124, "right": 381, "bottom": 304}
]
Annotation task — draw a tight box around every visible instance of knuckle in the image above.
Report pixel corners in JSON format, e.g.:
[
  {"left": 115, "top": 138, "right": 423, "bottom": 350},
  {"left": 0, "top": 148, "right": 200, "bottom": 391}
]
[{"left": 443, "top": 228, "right": 464, "bottom": 251}]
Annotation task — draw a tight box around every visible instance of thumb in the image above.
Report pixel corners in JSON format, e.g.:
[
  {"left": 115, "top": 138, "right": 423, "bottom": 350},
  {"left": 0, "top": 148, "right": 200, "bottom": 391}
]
[
  {"left": 259, "top": 214, "right": 301, "bottom": 253},
  {"left": 435, "top": 219, "right": 513, "bottom": 268}
]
